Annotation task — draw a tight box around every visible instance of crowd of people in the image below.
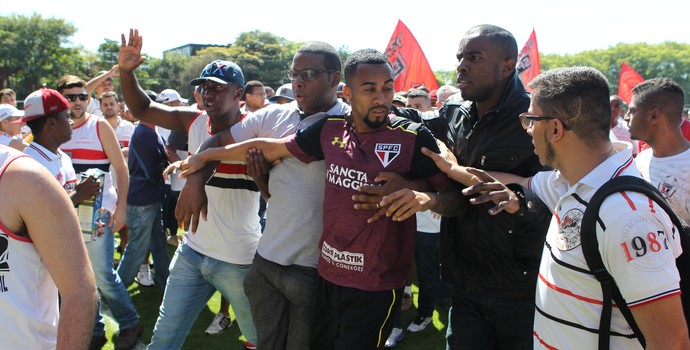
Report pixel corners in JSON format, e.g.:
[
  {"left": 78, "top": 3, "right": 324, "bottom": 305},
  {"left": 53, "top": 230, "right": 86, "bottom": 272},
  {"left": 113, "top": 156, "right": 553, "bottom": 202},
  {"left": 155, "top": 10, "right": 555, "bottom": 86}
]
[{"left": 1, "top": 23, "right": 690, "bottom": 350}]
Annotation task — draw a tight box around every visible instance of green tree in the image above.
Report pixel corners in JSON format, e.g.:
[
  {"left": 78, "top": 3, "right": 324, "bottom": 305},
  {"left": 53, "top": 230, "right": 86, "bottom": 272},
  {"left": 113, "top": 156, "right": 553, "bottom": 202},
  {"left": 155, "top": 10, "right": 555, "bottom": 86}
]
[
  {"left": 96, "top": 38, "right": 121, "bottom": 72},
  {"left": 540, "top": 42, "right": 690, "bottom": 97},
  {"left": 230, "top": 31, "right": 294, "bottom": 89},
  {"left": 0, "top": 14, "right": 90, "bottom": 99}
]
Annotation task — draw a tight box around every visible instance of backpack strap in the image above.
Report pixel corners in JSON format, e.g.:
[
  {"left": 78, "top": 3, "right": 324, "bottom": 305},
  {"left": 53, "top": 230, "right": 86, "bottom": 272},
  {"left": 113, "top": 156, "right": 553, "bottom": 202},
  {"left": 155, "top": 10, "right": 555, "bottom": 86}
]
[{"left": 581, "top": 175, "right": 688, "bottom": 349}]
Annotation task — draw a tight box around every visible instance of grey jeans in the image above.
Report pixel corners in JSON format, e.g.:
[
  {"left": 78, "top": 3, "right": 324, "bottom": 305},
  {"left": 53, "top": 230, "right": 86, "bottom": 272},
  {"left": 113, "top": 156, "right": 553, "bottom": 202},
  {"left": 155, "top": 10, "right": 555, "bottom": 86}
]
[{"left": 243, "top": 253, "right": 318, "bottom": 350}]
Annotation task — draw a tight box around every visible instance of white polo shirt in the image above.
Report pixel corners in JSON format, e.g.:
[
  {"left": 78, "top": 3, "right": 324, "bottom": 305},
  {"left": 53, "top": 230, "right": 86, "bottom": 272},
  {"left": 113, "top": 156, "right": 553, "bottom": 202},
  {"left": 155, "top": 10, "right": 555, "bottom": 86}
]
[{"left": 530, "top": 142, "right": 681, "bottom": 349}]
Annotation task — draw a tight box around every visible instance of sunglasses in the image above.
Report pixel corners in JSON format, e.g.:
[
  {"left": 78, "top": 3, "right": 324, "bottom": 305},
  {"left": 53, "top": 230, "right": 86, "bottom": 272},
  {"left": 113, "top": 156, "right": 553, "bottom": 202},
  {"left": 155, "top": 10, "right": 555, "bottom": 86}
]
[
  {"left": 519, "top": 112, "right": 571, "bottom": 130},
  {"left": 286, "top": 69, "right": 336, "bottom": 81},
  {"left": 63, "top": 93, "right": 89, "bottom": 102}
]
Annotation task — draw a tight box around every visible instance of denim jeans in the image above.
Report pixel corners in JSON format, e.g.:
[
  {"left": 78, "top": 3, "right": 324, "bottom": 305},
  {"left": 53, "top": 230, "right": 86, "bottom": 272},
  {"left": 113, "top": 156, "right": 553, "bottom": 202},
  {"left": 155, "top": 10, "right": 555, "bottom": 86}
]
[
  {"left": 117, "top": 202, "right": 170, "bottom": 288},
  {"left": 243, "top": 253, "right": 318, "bottom": 350},
  {"left": 446, "top": 289, "right": 535, "bottom": 350},
  {"left": 148, "top": 244, "right": 257, "bottom": 349},
  {"left": 86, "top": 210, "right": 139, "bottom": 336}
]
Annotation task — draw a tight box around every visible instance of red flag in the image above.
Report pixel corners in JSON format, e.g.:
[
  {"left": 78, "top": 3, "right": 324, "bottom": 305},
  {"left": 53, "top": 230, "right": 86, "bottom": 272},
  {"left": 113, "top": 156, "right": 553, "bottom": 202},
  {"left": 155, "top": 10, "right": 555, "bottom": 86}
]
[
  {"left": 618, "top": 62, "right": 645, "bottom": 105},
  {"left": 384, "top": 20, "right": 438, "bottom": 92},
  {"left": 517, "top": 29, "right": 540, "bottom": 92}
]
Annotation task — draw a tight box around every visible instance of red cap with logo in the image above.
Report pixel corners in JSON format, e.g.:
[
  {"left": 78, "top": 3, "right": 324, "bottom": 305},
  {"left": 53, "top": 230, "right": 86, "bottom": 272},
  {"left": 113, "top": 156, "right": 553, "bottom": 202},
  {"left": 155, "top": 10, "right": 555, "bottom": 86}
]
[{"left": 21, "top": 88, "right": 69, "bottom": 122}]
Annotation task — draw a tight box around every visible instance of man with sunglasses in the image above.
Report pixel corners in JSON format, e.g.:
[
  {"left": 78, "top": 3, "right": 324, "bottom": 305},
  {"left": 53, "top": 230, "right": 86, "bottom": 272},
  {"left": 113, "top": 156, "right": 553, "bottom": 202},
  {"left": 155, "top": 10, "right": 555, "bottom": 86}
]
[
  {"left": 118, "top": 29, "right": 258, "bottom": 350},
  {"left": 179, "top": 48, "right": 455, "bottom": 350},
  {"left": 56, "top": 75, "right": 142, "bottom": 350},
  {"left": 175, "top": 41, "right": 349, "bottom": 350},
  {"left": 401, "top": 24, "right": 551, "bottom": 349}
]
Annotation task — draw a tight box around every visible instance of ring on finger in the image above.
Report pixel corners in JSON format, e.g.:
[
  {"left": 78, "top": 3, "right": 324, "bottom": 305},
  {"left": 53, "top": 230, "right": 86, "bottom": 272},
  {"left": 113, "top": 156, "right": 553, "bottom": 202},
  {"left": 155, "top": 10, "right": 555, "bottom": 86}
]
[{"left": 376, "top": 203, "right": 381, "bottom": 209}]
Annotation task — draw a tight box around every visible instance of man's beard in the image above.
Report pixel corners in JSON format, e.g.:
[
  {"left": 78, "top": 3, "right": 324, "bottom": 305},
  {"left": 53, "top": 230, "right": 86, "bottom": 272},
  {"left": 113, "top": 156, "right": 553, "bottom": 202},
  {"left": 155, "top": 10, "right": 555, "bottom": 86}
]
[{"left": 69, "top": 109, "right": 85, "bottom": 119}]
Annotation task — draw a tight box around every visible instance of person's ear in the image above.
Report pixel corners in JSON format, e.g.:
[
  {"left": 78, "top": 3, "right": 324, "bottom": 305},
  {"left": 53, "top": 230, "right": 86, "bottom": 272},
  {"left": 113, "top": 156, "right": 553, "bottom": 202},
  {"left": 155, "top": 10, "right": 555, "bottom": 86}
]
[{"left": 502, "top": 58, "right": 516, "bottom": 78}]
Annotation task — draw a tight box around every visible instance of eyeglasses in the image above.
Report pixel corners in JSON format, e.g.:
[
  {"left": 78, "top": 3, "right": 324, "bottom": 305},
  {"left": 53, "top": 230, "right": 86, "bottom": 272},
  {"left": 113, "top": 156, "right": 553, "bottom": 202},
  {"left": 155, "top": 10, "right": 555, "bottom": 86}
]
[
  {"left": 63, "top": 93, "right": 89, "bottom": 102},
  {"left": 251, "top": 92, "right": 267, "bottom": 97},
  {"left": 199, "top": 83, "right": 230, "bottom": 94},
  {"left": 519, "top": 112, "right": 571, "bottom": 130},
  {"left": 286, "top": 69, "right": 336, "bottom": 81}
]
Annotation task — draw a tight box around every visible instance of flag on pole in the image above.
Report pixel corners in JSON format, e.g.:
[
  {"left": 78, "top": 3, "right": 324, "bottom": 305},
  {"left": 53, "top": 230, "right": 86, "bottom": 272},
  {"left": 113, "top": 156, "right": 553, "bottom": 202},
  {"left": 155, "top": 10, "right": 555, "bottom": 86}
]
[
  {"left": 618, "top": 62, "right": 645, "bottom": 105},
  {"left": 516, "top": 29, "right": 540, "bottom": 92},
  {"left": 384, "top": 20, "right": 438, "bottom": 92}
]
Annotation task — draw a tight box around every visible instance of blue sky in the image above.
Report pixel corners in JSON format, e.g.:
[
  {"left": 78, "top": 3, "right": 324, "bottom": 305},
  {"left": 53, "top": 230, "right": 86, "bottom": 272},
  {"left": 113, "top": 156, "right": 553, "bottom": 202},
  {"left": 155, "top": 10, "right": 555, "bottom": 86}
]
[{"left": 4, "top": 0, "right": 688, "bottom": 71}]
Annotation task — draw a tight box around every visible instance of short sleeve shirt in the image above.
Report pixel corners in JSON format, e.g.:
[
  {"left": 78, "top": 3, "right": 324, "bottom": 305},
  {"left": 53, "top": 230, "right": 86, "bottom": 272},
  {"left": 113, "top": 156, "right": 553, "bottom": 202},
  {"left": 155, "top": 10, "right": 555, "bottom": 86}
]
[{"left": 285, "top": 114, "right": 450, "bottom": 291}]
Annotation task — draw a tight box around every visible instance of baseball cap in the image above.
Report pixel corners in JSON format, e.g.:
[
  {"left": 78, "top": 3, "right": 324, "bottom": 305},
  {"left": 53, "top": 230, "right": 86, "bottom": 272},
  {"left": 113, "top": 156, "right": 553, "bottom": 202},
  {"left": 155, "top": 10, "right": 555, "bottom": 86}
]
[
  {"left": 0, "top": 104, "right": 24, "bottom": 122},
  {"left": 393, "top": 94, "right": 407, "bottom": 105},
  {"left": 99, "top": 70, "right": 114, "bottom": 82},
  {"left": 268, "top": 83, "right": 294, "bottom": 102},
  {"left": 159, "top": 89, "right": 182, "bottom": 103},
  {"left": 190, "top": 60, "right": 244, "bottom": 87},
  {"left": 21, "top": 88, "right": 69, "bottom": 122},
  {"left": 145, "top": 90, "right": 168, "bottom": 103}
]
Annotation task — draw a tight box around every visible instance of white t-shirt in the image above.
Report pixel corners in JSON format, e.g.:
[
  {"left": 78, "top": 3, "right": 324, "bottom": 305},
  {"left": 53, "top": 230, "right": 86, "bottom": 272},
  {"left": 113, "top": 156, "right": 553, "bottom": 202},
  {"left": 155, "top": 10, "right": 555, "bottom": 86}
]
[
  {"left": 230, "top": 100, "right": 350, "bottom": 267},
  {"left": 184, "top": 112, "right": 261, "bottom": 265},
  {"left": 530, "top": 142, "right": 681, "bottom": 349},
  {"left": 635, "top": 147, "right": 690, "bottom": 225},
  {"left": 24, "top": 143, "right": 78, "bottom": 195},
  {"left": 416, "top": 210, "right": 440, "bottom": 234},
  {"left": 87, "top": 98, "right": 103, "bottom": 117}
]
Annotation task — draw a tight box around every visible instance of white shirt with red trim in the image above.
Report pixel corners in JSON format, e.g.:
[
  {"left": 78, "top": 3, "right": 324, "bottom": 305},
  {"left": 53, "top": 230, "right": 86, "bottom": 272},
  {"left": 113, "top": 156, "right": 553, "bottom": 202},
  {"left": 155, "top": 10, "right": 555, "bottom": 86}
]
[
  {"left": 184, "top": 112, "right": 261, "bottom": 265},
  {"left": 529, "top": 142, "right": 682, "bottom": 349},
  {"left": 60, "top": 114, "right": 117, "bottom": 214},
  {"left": 114, "top": 117, "right": 135, "bottom": 148},
  {"left": 635, "top": 147, "right": 690, "bottom": 225},
  {"left": 0, "top": 132, "right": 15, "bottom": 146},
  {"left": 24, "top": 142, "right": 78, "bottom": 195},
  {"left": 0, "top": 146, "right": 60, "bottom": 349}
]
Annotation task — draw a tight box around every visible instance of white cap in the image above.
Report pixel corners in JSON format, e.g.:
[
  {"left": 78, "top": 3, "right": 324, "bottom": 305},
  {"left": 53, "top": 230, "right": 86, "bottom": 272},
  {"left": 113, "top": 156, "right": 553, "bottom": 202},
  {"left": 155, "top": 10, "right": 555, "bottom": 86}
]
[
  {"left": 159, "top": 89, "right": 182, "bottom": 103},
  {"left": 268, "top": 83, "right": 294, "bottom": 102},
  {"left": 0, "top": 104, "right": 23, "bottom": 122}
]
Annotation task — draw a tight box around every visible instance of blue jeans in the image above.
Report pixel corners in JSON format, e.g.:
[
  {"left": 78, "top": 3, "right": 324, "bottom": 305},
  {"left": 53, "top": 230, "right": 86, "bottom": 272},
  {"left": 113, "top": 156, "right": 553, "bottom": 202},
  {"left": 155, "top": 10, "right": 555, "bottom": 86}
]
[
  {"left": 87, "top": 210, "right": 139, "bottom": 336},
  {"left": 243, "top": 253, "right": 318, "bottom": 350},
  {"left": 446, "top": 290, "right": 534, "bottom": 350},
  {"left": 148, "top": 244, "right": 257, "bottom": 349},
  {"left": 117, "top": 202, "right": 170, "bottom": 288}
]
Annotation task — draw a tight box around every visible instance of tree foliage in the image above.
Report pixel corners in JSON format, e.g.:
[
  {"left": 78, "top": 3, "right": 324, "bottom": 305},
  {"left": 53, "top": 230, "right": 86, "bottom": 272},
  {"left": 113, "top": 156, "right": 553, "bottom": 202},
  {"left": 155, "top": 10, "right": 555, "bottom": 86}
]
[
  {"left": 4, "top": 14, "right": 690, "bottom": 108},
  {"left": 0, "top": 14, "right": 91, "bottom": 99},
  {"left": 540, "top": 42, "right": 690, "bottom": 98}
]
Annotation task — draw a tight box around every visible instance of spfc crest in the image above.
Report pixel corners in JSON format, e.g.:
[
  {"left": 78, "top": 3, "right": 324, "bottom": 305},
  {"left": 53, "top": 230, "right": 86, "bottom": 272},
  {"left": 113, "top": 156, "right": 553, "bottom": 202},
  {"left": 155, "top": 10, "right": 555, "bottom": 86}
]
[
  {"left": 556, "top": 209, "right": 584, "bottom": 250},
  {"left": 375, "top": 143, "right": 400, "bottom": 167}
]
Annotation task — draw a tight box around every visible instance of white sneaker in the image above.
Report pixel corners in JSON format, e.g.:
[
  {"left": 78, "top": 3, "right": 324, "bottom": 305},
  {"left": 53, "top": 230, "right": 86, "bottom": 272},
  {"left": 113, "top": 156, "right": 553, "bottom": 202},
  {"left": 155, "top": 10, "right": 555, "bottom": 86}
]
[
  {"left": 384, "top": 327, "right": 404, "bottom": 348},
  {"left": 134, "top": 263, "right": 154, "bottom": 287},
  {"left": 205, "top": 312, "right": 232, "bottom": 335},
  {"left": 407, "top": 315, "right": 433, "bottom": 332}
]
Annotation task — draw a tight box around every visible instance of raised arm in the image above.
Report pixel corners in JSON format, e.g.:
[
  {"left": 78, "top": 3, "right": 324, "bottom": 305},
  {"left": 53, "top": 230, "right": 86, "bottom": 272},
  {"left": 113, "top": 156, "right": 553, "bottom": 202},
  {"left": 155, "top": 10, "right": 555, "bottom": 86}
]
[
  {"left": 85, "top": 65, "right": 118, "bottom": 94},
  {"left": 118, "top": 29, "right": 196, "bottom": 131}
]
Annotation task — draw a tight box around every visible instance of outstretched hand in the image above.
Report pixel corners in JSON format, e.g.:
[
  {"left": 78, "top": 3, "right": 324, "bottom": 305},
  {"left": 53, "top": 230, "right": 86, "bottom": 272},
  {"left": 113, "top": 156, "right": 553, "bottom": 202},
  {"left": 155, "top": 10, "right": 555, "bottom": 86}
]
[
  {"left": 461, "top": 167, "right": 521, "bottom": 215},
  {"left": 421, "top": 140, "right": 458, "bottom": 175},
  {"left": 118, "top": 28, "right": 146, "bottom": 73},
  {"left": 422, "top": 140, "right": 479, "bottom": 186}
]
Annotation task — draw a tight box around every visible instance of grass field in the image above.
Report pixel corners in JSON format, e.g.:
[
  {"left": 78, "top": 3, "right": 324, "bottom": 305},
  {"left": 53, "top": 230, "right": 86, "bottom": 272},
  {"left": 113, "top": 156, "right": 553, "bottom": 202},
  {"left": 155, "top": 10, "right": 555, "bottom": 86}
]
[{"left": 100, "top": 238, "right": 448, "bottom": 349}]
